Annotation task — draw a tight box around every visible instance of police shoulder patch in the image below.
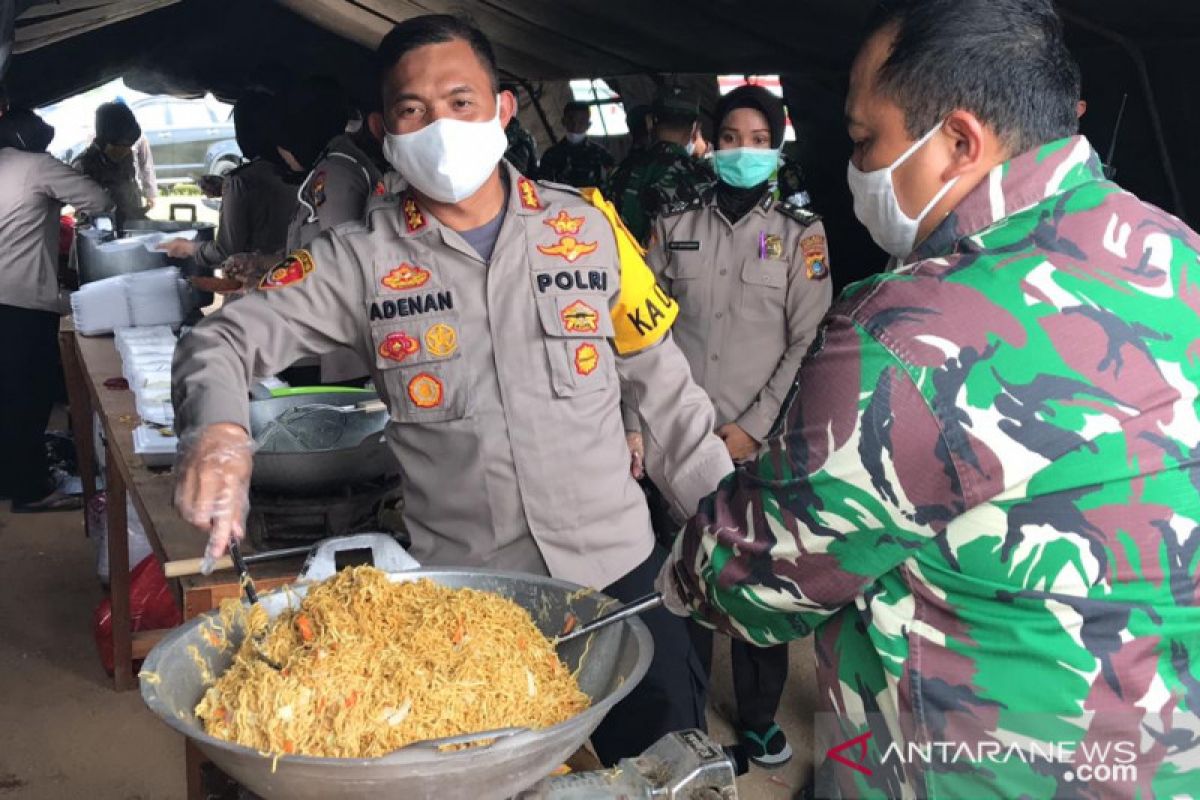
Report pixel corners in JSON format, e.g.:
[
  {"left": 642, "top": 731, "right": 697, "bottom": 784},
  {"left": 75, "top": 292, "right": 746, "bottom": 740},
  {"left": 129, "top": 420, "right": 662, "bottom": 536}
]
[
  {"left": 776, "top": 202, "right": 822, "bottom": 227},
  {"left": 260, "top": 250, "right": 316, "bottom": 290}
]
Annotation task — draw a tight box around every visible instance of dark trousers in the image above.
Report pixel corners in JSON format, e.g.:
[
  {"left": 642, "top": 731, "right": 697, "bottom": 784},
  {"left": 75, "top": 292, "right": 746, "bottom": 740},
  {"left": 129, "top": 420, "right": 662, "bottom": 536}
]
[
  {"left": 589, "top": 546, "right": 709, "bottom": 765},
  {"left": 0, "top": 303, "right": 60, "bottom": 503},
  {"left": 690, "top": 621, "right": 789, "bottom": 732}
]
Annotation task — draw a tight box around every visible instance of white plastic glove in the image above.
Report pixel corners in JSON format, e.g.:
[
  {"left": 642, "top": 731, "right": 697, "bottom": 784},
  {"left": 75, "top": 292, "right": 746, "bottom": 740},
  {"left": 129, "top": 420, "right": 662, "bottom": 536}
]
[{"left": 174, "top": 423, "right": 255, "bottom": 574}]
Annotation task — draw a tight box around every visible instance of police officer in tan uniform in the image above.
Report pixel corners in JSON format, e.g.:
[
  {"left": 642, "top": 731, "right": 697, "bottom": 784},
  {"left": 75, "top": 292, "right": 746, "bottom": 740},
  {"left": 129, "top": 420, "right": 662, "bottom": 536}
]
[
  {"left": 0, "top": 109, "right": 111, "bottom": 511},
  {"left": 645, "top": 85, "right": 833, "bottom": 769},
  {"left": 161, "top": 91, "right": 299, "bottom": 267},
  {"left": 171, "top": 15, "right": 732, "bottom": 763}
]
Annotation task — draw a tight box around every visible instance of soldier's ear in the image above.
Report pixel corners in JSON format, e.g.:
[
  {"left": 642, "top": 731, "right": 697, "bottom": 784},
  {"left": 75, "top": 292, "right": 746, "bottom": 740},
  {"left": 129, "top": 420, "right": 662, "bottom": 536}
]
[{"left": 367, "top": 112, "right": 386, "bottom": 143}]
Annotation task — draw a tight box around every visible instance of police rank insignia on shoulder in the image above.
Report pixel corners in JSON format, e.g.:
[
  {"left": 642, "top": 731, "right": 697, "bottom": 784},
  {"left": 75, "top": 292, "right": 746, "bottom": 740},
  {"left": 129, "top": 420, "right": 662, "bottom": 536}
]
[
  {"left": 402, "top": 196, "right": 427, "bottom": 233},
  {"left": 517, "top": 176, "right": 543, "bottom": 210},
  {"left": 801, "top": 235, "right": 829, "bottom": 280},
  {"left": 260, "top": 250, "right": 315, "bottom": 290},
  {"left": 777, "top": 201, "right": 821, "bottom": 227},
  {"left": 311, "top": 171, "right": 327, "bottom": 207}
]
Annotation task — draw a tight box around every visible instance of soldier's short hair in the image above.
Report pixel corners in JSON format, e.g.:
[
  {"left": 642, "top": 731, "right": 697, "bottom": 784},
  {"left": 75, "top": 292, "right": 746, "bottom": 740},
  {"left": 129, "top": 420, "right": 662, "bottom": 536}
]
[
  {"left": 375, "top": 14, "right": 499, "bottom": 93},
  {"left": 563, "top": 101, "right": 589, "bottom": 117},
  {"left": 865, "top": 0, "right": 1081, "bottom": 154}
]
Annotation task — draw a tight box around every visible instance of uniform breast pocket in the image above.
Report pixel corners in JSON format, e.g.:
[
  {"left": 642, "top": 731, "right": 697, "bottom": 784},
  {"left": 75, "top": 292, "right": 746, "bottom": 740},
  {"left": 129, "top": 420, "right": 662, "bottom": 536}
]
[
  {"left": 368, "top": 307, "right": 469, "bottom": 423},
  {"left": 739, "top": 258, "right": 788, "bottom": 321},
  {"left": 534, "top": 292, "right": 616, "bottom": 399},
  {"left": 663, "top": 250, "right": 707, "bottom": 308}
]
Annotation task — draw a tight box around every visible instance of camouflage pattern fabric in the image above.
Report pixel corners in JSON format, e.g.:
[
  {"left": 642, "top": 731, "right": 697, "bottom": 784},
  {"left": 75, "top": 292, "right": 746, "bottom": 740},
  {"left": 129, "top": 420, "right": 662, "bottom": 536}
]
[
  {"left": 608, "top": 140, "right": 715, "bottom": 245},
  {"left": 666, "top": 136, "right": 1200, "bottom": 797},
  {"left": 71, "top": 143, "right": 145, "bottom": 227},
  {"left": 538, "top": 137, "right": 615, "bottom": 189},
  {"left": 504, "top": 117, "right": 539, "bottom": 178},
  {"left": 773, "top": 158, "right": 812, "bottom": 208}
]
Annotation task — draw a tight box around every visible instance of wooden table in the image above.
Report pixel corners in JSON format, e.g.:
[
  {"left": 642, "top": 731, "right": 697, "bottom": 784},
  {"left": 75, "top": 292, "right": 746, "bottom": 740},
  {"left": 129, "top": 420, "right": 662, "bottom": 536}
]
[{"left": 58, "top": 322, "right": 305, "bottom": 799}]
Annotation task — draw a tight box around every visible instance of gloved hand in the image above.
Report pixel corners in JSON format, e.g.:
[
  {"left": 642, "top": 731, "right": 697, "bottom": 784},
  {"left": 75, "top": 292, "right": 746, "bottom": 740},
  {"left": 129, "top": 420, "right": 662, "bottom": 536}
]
[
  {"left": 653, "top": 554, "right": 692, "bottom": 618},
  {"left": 158, "top": 238, "right": 198, "bottom": 259},
  {"left": 220, "top": 251, "right": 276, "bottom": 291},
  {"left": 626, "top": 431, "right": 645, "bottom": 479},
  {"left": 174, "top": 423, "right": 255, "bottom": 574}
]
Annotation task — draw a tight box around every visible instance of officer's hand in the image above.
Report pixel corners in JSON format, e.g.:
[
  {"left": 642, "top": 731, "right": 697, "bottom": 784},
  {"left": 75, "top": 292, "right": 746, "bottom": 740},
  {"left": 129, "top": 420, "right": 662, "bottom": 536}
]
[
  {"left": 174, "top": 423, "right": 255, "bottom": 574},
  {"left": 626, "top": 432, "right": 645, "bottom": 479},
  {"left": 158, "top": 238, "right": 197, "bottom": 259},
  {"left": 198, "top": 175, "right": 224, "bottom": 198},
  {"left": 717, "top": 423, "right": 759, "bottom": 462},
  {"left": 221, "top": 252, "right": 275, "bottom": 289},
  {"left": 144, "top": 197, "right": 156, "bottom": 211},
  {"left": 653, "top": 555, "right": 691, "bottom": 617}
]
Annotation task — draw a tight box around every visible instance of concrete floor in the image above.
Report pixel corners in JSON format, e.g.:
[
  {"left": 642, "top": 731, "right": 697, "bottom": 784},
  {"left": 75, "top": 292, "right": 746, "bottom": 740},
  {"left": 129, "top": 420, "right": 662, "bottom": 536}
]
[{"left": 0, "top": 500, "right": 815, "bottom": 799}]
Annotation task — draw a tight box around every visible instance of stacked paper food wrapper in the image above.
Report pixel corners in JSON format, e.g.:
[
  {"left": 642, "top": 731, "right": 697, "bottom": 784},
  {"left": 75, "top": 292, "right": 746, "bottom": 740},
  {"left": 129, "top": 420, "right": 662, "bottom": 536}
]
[
  {"left": 71, "top": 267, "right": 188, "bottom": 336},
  {"left": 115, "top": 326, "right": 179, "bottom": 466}
]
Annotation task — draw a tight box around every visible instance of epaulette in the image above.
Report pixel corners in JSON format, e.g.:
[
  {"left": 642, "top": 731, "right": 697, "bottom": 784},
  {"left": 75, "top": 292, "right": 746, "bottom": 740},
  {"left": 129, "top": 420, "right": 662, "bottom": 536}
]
[
  {"left": 776, "top": 201, "right": 822, "bottom": 227},
  {"left": 535, "top": 178, "right": 584, "bottom": 198},
  {"left": 659, "top": 194, "right": 705, "bottom": 218}
]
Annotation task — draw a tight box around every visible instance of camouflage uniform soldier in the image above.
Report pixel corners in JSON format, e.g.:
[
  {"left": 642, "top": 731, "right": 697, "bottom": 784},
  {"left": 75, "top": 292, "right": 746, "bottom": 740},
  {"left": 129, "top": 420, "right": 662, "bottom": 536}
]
[
  {"left": 539, "top": 100, "right": 615, "bottom": 188},
  {"left": 660, "top": 1, "right": 1200, "bottom": 797},
  {"left": 609, "top": 88, "right": 715, "bottom": 245},
  {"left": 502, "top": 83, "right": 539, "bottom": 178}
]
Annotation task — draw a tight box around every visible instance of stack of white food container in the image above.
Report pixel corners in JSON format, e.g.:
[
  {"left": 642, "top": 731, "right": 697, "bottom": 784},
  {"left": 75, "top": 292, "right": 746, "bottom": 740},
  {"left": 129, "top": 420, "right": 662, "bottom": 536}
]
[
  {"left": 71, "top": 267, "right": 188, "bottom": 336},
  {"left": 115, "top": 326, "right": 179, "bottom": 466}
]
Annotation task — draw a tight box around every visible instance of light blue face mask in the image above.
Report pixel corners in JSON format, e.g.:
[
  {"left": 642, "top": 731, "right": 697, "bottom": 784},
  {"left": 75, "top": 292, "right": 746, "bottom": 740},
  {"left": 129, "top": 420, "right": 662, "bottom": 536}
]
[{"left": 713, "top": 146, "right": 781, "bottom": 188}]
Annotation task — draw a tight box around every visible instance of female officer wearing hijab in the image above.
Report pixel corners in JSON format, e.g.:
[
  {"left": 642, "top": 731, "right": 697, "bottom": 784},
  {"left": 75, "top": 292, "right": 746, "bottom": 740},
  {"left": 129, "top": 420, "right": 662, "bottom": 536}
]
[
  {"left": 0, "top": 109, "right": 110, "bottom": 512},
  {"left": 160, "top": 91, "right": 299, "bottom": 266},
  {"left": 644, "top": 84, "right": 834, "bottom": 767},
  {"left": 71, "top": 101, "right": 145, "bottom": 227}
]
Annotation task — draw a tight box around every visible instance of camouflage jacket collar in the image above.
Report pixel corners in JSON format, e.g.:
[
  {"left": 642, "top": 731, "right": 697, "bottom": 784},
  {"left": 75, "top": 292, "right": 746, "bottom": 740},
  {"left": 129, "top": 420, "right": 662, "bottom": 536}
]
[{"left": 911, "top": 135, "right": 1106, "bottom": 263}]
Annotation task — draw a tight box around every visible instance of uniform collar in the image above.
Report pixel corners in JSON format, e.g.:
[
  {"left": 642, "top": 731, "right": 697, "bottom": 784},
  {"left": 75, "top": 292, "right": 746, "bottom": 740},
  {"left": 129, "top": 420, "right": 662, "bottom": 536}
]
[
  {"left": 397, "top": 162, "right": 527, "bottom": 264},
  {"left": 651, "top": 140, "right": 689, "bottom": 159},
  {"left": 911, "top": 135, "right": 1105, "bottom": 263}
]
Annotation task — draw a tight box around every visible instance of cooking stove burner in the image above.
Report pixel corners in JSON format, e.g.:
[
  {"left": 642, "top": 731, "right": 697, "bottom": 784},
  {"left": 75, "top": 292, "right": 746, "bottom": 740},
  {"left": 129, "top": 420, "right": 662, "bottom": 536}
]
[{"left": 245, "top": 476, "right": 406, "bottom": 550}]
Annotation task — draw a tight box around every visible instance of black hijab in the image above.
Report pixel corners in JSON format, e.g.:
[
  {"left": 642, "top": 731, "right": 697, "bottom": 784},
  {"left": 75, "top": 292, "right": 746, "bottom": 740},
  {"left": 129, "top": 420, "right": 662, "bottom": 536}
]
[
  {"left": 713, "top": 85, "right": 787, "bottom": 223},
  {"left": 277, "top": 76, "right": 350, "bottom": 171},
  {"left": 0, "top": 108, "right": 55, "bottom": 153}
]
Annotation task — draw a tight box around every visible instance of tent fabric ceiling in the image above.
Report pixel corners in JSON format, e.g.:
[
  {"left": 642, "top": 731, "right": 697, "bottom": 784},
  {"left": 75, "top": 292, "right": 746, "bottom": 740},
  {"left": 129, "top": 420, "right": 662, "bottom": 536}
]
[{"left": 10, "top": 0, "right": 1199, "bottom": 109}]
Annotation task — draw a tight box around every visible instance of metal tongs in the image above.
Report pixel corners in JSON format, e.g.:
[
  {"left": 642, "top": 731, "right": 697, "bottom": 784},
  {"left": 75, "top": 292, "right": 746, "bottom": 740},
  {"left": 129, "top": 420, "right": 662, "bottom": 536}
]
[
  {"left": 555, "top": 592, "right": 663, "bottom": 646},
  {"left": 228, "top": 538, "right": 284, "bottom": 670}
]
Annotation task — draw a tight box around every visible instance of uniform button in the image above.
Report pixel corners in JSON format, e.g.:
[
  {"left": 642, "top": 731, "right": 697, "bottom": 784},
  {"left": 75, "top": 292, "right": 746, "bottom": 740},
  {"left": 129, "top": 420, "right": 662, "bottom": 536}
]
[
  {"left": 710, "top": 354, "right": 719, "bottom": 362},
  {"left": 719, "top": 268, "right": 728, "bottom": 276},
  {"left": 715, "top": 311, "right": 723, "bottom": 319}
]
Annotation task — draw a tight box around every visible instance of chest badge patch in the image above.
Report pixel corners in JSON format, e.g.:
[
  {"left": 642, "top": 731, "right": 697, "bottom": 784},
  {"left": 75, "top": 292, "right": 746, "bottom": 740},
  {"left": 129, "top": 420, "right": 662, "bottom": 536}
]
[
  {"left": 424, "top": 323, "right": 458, "bottom": 358},
  {"left": 544, "top": 211, "right": 585, "bottom": 236},
  {"left": 801, "top": 234, "right": 829, "bottom": 280},
  {"left": 538, "top": 236, "right": 599, "bottom": 264},
  {"left": 382, "top": 263, "right": 431, "bottom": 291},
  {"left": 407, "top": 372, "right": 444, "bottom": 409},
  {"left": 402, "top": 196, "right": 427, "bottom": 233},
  {"left": 574, "top": 342, "right": 600, "bottom": 376},
  {"left": 378, "top": 331, "right": 420, "bottom": 363},
  {"left": 561, "top": 300, "right": 600, "bottom": 334},
  {"left": 763, "top": 233, "right": 784, "bottom": 260},
  {"left": 260, "top": 250, "right": 315, "bottom": 290}
]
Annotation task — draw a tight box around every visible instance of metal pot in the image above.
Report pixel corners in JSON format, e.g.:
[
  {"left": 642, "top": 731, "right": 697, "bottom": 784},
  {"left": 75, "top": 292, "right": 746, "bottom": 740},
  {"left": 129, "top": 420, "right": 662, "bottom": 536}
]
[
  {"left": 75, "top": 207, "right": 216, "bottom": 285},
  {"left": 140, "top": 568, "right": 653, "bottom": 800},
  {"left": 248, "top": 389, "right": 398, "bottom": 494}
]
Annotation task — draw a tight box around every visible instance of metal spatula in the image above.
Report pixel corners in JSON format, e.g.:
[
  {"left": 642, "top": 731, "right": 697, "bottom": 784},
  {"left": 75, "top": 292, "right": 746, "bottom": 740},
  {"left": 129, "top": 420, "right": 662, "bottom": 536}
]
[
  {"left": 228, "top": 538, "right": 283, "bottom": 670},
  {"left": 554, "top": 592, "right": 663, "bottom": 646}
]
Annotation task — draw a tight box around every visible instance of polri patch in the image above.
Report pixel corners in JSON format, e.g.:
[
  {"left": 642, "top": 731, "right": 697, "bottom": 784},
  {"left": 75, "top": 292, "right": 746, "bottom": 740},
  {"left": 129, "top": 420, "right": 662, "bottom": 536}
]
[
  {"left": 424, "top": 323, "right": 458, "bottom": 358},
  {"left": 801, "top": 234, "right": 829, "bottom": 281},
  {"left": 574, "top": 342, "right": 600, "bottom": 376},
  {"left": 561, "top": 299, "right": 600, "bottom": 334},
  {"left": 381, "top": 263, "right": 431, "bottom": 291},
  {"left": 407, "top": 372, "right": 444, "bottom": 409},
  {"left": 260, "top": 250, "right": 315, "bottom": 290},
  {"left": 378, "top": 331, "right": 420, "bottom": 363}
]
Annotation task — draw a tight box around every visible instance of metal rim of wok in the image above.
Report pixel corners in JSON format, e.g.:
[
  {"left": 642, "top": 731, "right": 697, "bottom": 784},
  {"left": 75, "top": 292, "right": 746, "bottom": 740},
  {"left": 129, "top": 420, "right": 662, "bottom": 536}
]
[
  {"left": 248, "top": 389, "right": 398, "bottom": 493},
  {"left": 140, "top": 568, "right": 654, "bottom": 771}
]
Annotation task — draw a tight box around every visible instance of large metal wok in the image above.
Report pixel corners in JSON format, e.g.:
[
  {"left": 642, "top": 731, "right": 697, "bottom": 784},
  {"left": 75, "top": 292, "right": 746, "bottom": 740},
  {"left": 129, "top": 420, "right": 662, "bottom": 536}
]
[
  {"left": 140, "top": 569, "right": 653, "bottom": 800},
  {"left": 248, "top": 388, "right": 398, "bottom": 494}
]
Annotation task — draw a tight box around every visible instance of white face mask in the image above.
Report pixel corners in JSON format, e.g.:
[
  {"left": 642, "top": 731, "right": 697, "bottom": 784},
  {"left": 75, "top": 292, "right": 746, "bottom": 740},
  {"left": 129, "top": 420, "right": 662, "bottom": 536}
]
[
  {"left": 564, "top": 131, "right": 587, "bottom": 145},
  {"left": 382, "top": 96, "right": 509, "bottom": 204},
  {"left": 846, "top": 121, "right": 959, "bottom": 259}
]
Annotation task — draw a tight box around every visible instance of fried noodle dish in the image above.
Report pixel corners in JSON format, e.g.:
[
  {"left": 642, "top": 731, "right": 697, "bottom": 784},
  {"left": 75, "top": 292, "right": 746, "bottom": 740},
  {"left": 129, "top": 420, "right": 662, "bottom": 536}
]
[{"left": 195, "top": 568, "right": 590, "bottom": 758}]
